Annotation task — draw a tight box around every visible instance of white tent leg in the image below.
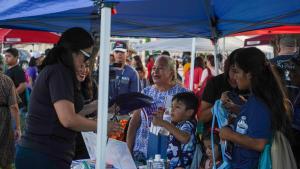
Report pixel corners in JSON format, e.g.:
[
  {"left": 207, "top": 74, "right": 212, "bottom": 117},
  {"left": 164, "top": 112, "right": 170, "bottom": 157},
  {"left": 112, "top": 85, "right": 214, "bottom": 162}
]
[
  {"left": 1, "top": 43, "right": 3, "bottom": 55},
  {"left": 96, "top": 5, "right": 111, "bottom": 169},
  {"left": 214, "top": 41, "right": 219, "bottom": 75},
  {"left": 223, "top": 37, "right": 225, "bottom": 54},
  {"left": 189, "top": 38, "right": 196, "bottom": 90}
]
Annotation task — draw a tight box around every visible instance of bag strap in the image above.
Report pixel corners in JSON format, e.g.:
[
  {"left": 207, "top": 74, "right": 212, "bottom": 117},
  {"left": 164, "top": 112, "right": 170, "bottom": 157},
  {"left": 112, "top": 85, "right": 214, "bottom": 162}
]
[{"left": 211, "top": 110, "right": 217, "bottom": 168}]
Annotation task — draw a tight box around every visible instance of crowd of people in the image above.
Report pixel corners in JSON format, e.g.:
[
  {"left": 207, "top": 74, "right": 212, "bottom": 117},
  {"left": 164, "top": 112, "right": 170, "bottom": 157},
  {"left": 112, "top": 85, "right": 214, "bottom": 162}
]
[{"left": 0, "top": 27, "right": 299, "bottom": 169}]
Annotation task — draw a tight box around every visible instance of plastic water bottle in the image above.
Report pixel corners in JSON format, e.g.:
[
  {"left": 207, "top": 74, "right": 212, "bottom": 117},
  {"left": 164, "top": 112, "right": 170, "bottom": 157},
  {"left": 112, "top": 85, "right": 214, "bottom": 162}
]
[
  {"left": 152, "top": 154, "right": 165, "bottom": 169},
  {"left": 147, "top": 158, "right": 153, "bottom": 169},
  {"left": 236, "top": 116, "right": 248, "bottom": 135}
]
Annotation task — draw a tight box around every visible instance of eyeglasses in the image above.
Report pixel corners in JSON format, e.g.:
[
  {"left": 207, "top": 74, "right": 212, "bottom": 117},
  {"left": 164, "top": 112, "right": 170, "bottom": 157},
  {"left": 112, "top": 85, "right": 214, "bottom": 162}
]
[{"left": 80, "top": 50, "right": 91, "bottom": 59}]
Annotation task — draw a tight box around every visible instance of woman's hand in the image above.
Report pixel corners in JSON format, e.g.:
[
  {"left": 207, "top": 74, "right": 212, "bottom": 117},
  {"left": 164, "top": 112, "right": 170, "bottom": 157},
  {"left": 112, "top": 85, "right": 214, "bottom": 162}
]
[
  {"left": 219, "top": 127, "right": 234, "bottom": 141},
  {"left": 152, "top": 107, "right": 165, "bottom": 127},
  {"left": 221, "top": 91, "right": 241, "bottom": 114}
]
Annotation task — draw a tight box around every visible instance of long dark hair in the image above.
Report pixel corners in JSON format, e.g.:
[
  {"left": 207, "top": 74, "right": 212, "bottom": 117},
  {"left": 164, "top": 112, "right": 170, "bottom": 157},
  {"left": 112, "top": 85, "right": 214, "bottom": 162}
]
[
  {"left": 224, "top": 48, "right": 243, "bottom": 80},
  {"left": 207, "top": 54, "right": 215, "bottom": 67},
  {"left": 233, "top": 47, "right": 291, "bottom": 136},
  {"left": 41, "top": 27, "right": 94, "bottom": 101},
  {"left": 194, "top": 56, "right": 204, "bottom": 68},
  {"left": 133, "top": 55, "right": 144, "bottom": 68},
  {"left": 29, "top": 57, "right": 37, "bottom": 67}
]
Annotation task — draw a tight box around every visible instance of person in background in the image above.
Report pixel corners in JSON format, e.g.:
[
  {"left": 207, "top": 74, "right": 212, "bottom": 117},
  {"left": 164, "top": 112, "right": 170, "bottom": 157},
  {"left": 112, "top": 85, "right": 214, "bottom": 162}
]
[
  {"left": 219, "top": 47, "right": 292, "bottom": 169},
  {"left": 272, "top": 36, "right": 297, "bottom": 61},
  {"left": 184, "top": 57, "right": 204, "bottom": 92},
  {"left": 205, "top": 54, "right": 217, "bottom": 76},
  {"left": 198, "top": 49, "right": 248, "bottom": 123},
  {"left": 146, "top": 55, "right": 155, "bottom": 85},
  {"left": 175, "top": 59, "right": 183, "bottom": 83},
  {"left": 200, "top": 130, "right": 222, "bottom": 169},
  {"left": 183, "top": 57, "right": 191, "bottom": 77},
  {"left": 161, "top": 51, "right": 170, "bottom": 56},
  {"left": 4, "top": 48, "right": 27, "bottom": 112},
  {"left": 125, "top": 49, "right": 136, "bottom": 66},
  {"left": 81, "top": 60, "right": 98, "bottom": 104},
  {"left": 0, "top": 66, "right": 21, "bottom": 169},
  {"left": 271, "top": 36, "right": 300, "bottom": 167},
  {"left": 15, "top": 27, "right": 119, "bottom": 169},
  {"left": 132, "top": 55, "right": 144, "bottom": 69},
  {"left": 109, "top": 41, "right": 140, "bottom": 106},
  {"left": 135, "top": 66, "right": 149, "bottom": 91},
  {"left": 127, "top": 55, "right": 188, "bottom": 163},
  {"left": 126, "top": 57, "right": 132, "bottom": 66},
  {"left": 26, "top": 52, "right": 41, "bottom": 89},
  {"left": 32, "top": 51, "right": 43, "bottom": 67},
  {"left": 153, "top": 92, "right": 198, "bottom": 169},
  {"left": 74, "top": 60, "right": 99, "bottom": 160}
]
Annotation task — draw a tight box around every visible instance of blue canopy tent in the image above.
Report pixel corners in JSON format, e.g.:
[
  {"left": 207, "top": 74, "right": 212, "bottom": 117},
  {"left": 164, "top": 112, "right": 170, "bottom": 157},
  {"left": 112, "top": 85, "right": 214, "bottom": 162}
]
[
  {"left": 0, "top": 0, "right": 300, "bottom": 38},
  {"left": 1, "top": 0, "right": 300, "bottom": 168}
]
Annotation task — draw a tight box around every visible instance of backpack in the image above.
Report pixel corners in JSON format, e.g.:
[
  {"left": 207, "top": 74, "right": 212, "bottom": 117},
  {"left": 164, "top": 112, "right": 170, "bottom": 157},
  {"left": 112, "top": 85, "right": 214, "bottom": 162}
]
[
  {"left": 271, "top": 131, "right": 297, "bottom": 169},
  {"left": 259, "top": 131, "right": 297, "bottom": 169}
]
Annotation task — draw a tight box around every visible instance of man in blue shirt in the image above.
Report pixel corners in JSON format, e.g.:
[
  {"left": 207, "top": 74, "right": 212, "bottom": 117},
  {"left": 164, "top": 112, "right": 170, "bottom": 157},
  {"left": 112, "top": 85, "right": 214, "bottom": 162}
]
[
  {"left": 109, "top": 41, "right": 140, "bottom": 109},
  {"left": 270, "top": 36, "right": 300, "bottom": 167}
]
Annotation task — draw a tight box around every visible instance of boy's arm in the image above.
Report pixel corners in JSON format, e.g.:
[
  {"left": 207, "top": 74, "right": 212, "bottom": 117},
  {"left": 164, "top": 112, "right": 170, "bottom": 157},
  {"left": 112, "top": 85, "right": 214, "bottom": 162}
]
[
  {"left": 153, "top": 118, "right": 190, "bottom": 144},
  {"left": 163, "top": 121, "right": 190, "bottom": 144}
]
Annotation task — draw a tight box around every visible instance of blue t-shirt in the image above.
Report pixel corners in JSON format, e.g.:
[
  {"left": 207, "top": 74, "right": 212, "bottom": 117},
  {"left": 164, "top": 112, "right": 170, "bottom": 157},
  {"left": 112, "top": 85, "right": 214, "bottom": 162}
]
[
  {"left": 167, "top": 121, "right": 196, "bottom": 169},
  {"left": 26, "top": 66, "right": 38, "bottom": 84},
  {"left": 232, "top": 95, "right": 272, "bottom": 169},
  {"left": 109, "top": 65, "right": 139, "bottom": 105}
]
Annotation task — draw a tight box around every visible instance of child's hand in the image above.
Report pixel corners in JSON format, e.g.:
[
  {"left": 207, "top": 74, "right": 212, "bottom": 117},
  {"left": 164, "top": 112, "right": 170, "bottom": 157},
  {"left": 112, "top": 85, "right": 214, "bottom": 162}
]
[{"left": 152, "top": 107, "right": 165, "bottom": 126}]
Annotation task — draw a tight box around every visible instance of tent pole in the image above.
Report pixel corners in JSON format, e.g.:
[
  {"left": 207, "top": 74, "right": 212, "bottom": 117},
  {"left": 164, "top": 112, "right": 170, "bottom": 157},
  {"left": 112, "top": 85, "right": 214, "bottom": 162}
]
[
  {"left": 223, "top": 37, "right": 225, "bottom": 53},
  {"left": 214, "top": 40, "right": 219, "bottom": 75},
  {"left": 96, "top": 4, "right": 111, "bottom": 169},
  {"left": 189, "top": 38, "right": 196, "bottom": 90},
  {"left": 1, "top": 43, "right": 3, "bottom": 55}
]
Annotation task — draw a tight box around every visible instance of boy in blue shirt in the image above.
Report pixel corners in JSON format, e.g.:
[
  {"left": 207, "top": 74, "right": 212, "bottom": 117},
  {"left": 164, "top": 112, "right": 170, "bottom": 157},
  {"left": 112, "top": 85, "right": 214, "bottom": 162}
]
[{"left": 153, "top": 92, "right": 198, "bottom": 169}]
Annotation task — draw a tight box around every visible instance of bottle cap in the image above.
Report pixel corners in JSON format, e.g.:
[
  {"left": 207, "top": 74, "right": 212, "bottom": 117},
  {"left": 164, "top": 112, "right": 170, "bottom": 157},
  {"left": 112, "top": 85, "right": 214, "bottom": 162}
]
[{"left": 154, "top": 154, "right": 161, "bottom": 160}]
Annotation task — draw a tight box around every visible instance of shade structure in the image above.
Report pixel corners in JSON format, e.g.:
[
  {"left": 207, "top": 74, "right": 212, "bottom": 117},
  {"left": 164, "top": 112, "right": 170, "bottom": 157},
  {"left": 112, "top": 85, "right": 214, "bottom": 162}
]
[
  {"left": 133, "top": 37, "right": 244, "bottom": 52},
  {"left": 233, "top": 26, "right": 300, "bottom": 36},
  {"left": 0, "top": 28, "right": 60, "bottom": 44},
  {"left": 0, "top": 1, "right": 299, "bottom": 169},
  {"left": 0, "top": 0, "right": 299, "bottom": 39}
]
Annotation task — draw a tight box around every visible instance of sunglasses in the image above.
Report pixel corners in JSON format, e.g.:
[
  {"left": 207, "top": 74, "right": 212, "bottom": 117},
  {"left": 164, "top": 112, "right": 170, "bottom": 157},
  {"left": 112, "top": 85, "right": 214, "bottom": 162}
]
[{"left": 80, "top": 50, "right": 92, "bottom": 59}]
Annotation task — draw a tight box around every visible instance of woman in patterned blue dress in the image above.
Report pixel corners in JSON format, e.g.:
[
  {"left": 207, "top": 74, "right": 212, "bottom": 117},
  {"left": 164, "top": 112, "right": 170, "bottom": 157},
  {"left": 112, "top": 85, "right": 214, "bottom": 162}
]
[{"left": 127, "top": 55, "right": 188, "bottom": 163}]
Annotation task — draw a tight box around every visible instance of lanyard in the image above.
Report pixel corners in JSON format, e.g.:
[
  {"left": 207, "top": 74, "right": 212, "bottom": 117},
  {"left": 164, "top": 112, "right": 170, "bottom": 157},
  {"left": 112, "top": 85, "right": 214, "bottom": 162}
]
[{"left": 115, "top": 68, "right": 126, "bottom": 96}]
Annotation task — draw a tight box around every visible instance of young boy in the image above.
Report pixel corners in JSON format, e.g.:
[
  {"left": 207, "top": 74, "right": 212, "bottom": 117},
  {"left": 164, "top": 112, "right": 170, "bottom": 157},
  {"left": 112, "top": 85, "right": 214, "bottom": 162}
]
[{"left": 153, "top": 92, "right": 198, "bottom": 169}]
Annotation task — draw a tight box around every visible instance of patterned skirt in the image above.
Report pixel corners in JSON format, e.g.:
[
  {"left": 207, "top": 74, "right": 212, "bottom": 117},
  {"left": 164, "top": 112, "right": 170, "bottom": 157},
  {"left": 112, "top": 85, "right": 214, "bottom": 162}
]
[{"left": 0, "top": 107, "right": 15, "bottom": 167}]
